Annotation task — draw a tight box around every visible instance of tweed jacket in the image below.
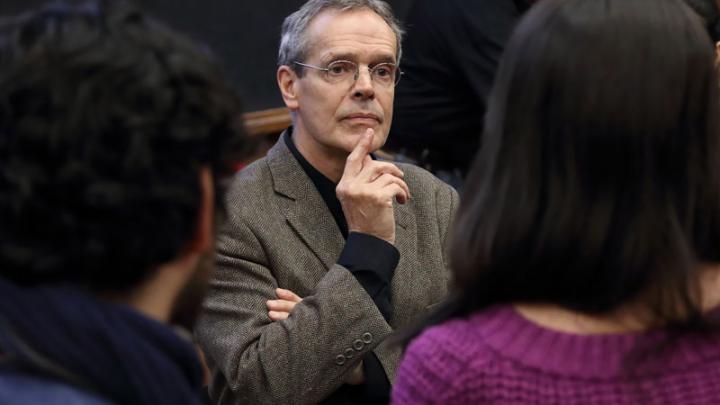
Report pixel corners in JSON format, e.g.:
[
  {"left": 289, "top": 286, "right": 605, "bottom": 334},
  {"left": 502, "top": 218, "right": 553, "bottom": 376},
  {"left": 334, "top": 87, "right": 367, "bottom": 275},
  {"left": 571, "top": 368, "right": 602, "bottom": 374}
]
[{"left": 196, "top": 132, "right": 458, "bottom": 405}]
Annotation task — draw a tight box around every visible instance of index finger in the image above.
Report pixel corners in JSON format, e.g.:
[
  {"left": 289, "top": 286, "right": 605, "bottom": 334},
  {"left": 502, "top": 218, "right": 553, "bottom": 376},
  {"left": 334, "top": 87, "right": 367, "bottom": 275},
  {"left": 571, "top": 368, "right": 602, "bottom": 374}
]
[
  {"left": 342, "top": 128, "right": 374, "bottom": 178},
  {"left": 276, "top": 288, "right": 302, "bottom": 303}
]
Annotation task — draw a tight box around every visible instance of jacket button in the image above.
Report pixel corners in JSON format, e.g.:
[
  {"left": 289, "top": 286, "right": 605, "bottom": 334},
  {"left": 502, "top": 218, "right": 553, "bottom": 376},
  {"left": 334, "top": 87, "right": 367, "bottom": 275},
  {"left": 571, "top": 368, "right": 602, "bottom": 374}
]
[
  {"left": 344, "top": 348, "right": 355, "bottom": 359},
  {"left": 362, "top": 332, "right": 373, "bottom": 344},
  {"left": 353, "top": 339, "right": 365, "bottom": 351},
  {"left": 335, "top": 355, "right": 346, "bottom": 366}
]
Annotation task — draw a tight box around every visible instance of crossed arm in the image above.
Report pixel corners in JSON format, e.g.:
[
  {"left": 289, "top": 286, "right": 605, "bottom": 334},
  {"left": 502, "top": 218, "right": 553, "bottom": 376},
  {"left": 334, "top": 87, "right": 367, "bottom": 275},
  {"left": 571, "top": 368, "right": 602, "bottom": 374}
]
[
  {"left": 197, "top": 233, "right": 394, "bottom": 405},
  {"left": 267, "top": 288, "right": 365, "bottom": 385}
]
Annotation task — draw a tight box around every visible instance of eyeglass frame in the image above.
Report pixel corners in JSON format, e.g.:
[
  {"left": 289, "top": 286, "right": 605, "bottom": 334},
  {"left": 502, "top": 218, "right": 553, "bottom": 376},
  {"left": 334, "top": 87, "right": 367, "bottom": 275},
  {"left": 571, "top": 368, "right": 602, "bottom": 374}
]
[{"left": 292, "top": 59, "right": 403, "bottom": 87}]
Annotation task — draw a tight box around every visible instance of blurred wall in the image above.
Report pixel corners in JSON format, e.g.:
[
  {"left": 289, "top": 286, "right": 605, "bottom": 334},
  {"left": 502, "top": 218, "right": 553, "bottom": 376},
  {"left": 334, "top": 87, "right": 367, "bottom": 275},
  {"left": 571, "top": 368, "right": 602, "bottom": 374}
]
[{"left": 1, "top": 0, "right": 414, "bottom": 111}]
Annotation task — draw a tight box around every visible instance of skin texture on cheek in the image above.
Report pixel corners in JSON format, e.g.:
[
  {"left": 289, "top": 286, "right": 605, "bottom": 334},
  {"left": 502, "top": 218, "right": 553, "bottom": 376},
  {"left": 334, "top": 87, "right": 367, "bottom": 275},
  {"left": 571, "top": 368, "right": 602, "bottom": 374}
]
[{"left": 296, "top": 77, "right": 391, "bottom": 155}]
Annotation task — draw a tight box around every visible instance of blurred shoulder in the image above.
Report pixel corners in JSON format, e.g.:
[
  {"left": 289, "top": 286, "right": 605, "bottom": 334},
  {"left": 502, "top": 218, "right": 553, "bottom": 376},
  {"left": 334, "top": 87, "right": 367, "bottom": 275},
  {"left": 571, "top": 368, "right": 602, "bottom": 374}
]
[
  {"left": 394, "top": 315, "right": 496, "bottom": 404},
  {"left": 0, "top": 372, "right": 109, "bottom": 405},
  {"left": 408, "top": 314, "right": 489, "bottom": 361}
]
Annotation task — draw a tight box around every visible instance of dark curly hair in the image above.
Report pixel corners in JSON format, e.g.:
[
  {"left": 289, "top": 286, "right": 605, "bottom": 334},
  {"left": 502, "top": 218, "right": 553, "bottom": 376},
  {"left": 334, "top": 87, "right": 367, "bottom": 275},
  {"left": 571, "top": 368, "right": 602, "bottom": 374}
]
[{"left": 0, "top": 0, "right": 248, "bottom": 291}]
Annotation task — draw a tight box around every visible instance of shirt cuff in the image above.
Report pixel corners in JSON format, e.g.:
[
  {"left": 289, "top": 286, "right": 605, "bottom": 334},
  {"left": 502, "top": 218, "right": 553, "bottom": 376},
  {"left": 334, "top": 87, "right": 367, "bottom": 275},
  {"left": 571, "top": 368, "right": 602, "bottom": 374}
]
[
  {"left": 338, "top": 232, "right": 399, "bottom": 283},
  {"left": 338, "top": 232, "right": 399, "bottom": 322}
]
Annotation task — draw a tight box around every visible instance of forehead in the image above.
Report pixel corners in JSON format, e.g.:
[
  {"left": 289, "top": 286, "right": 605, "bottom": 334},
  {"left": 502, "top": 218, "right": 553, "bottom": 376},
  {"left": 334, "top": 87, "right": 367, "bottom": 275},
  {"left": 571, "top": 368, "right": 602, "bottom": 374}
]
[{"left": 303, "top": 8, "right": 397, "bottom": 62}]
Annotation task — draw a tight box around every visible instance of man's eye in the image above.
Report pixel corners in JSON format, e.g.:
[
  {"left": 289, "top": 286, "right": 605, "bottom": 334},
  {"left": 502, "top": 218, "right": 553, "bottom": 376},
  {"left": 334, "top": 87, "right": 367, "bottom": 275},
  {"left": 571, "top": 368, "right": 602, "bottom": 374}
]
[
  {"left": 374, "top": 66, "right": 392, "bottom": 77},
  {"left": 328, "top": 62, "right": 352, "bottom": 75}
]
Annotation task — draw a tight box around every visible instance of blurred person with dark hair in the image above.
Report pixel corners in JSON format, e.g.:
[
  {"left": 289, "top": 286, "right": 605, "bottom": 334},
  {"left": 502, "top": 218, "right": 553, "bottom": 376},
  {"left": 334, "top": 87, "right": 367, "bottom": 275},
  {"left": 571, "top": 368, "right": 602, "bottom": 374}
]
[
  {"left": 392, "top": 0, "right": 720, "bottom": 403},
  {"left": 0, "top": 1, "right": 247, "bottom": 404},
  {"left": 386, "top": 0, "right": 538, "bottom": 188}
]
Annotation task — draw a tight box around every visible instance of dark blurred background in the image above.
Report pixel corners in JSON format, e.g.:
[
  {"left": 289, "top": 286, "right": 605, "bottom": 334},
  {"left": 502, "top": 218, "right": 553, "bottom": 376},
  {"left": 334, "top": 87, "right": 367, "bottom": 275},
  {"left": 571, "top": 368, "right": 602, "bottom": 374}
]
[{"left": 0, "top": 0, "right": 413, "bottom": 112}]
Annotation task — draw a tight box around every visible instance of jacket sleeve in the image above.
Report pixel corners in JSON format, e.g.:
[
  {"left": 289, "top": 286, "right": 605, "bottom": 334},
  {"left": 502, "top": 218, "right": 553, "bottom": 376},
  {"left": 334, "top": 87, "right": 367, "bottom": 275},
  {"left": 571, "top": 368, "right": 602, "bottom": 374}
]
[{"left": 195, "top": 217, "right": 393, "bottom": 405}]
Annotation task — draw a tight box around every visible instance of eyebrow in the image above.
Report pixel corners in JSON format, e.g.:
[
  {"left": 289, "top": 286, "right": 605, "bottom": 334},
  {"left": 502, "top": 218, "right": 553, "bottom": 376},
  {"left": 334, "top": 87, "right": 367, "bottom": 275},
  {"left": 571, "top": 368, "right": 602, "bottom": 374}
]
[{"left": 321, "top": 52, "right": 397, "bottom": 65}]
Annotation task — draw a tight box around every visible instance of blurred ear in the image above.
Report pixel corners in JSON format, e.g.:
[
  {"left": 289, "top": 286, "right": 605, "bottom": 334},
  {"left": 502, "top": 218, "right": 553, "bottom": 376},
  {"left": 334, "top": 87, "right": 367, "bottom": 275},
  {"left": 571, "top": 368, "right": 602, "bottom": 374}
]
[
  {"left": 716, "top": 41, "right": 720, "bottom": 65},
  {"left": 187, "top": 167, "right": 214, "bottom": 253},
  {"left": 277, "top": 65, "right": 300, "bottom": 111}
]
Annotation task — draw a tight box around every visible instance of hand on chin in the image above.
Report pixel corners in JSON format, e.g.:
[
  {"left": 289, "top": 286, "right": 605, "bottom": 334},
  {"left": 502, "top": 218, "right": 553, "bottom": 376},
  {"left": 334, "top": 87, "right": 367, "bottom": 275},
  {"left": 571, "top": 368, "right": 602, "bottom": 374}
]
[{"left": 342, "top": 125, "right": 381, "bottom": 152}]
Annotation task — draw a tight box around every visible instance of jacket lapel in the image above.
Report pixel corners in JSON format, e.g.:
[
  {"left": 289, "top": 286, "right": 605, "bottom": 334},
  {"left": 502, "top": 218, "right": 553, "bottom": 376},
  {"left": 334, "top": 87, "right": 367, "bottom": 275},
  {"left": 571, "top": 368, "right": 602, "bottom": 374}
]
[
  {"left": 267, "top": 131, "right": 345, "bottom": 271},
  {"left": 266, "top": 131, "right": 419, "bottom": 276}
]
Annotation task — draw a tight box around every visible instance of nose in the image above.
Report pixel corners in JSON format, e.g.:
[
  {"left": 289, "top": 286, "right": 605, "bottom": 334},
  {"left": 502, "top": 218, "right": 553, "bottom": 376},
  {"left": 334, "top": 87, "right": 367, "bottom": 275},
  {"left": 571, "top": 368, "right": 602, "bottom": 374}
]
[{"left": 351, "top": 67, "right": 375, "bottom": 100}]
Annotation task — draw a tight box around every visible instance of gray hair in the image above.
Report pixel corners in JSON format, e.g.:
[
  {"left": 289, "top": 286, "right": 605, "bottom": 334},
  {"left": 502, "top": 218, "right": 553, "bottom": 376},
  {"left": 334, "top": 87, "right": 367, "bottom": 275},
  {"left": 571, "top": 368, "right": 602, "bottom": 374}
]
[{"left": 278, "top": 0, "right": 404, "bottom": 72}]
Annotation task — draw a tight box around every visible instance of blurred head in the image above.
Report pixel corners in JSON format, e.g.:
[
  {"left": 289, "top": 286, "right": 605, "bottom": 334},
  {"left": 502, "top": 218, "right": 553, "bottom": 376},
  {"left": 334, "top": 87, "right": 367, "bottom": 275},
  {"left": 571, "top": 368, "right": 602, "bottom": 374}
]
[
  {"left": 452, "top": 0, "right": 720, "bottom": 324},
  {"left": 276, "top": 0, "right": 403, "bottom": 163},
  {"left": 0, "top": 1, "right": 247, "bottom": 325},
  {"left": 684, "top": 0, "right": 720, "bottom": 42}
]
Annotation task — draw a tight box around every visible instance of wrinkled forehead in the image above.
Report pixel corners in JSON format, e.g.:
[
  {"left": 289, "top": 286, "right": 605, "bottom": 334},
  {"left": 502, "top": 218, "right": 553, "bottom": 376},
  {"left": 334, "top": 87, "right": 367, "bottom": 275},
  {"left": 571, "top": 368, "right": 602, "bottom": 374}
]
[{"left": 303, "top": 8, "right": 398, "bottom": 62}]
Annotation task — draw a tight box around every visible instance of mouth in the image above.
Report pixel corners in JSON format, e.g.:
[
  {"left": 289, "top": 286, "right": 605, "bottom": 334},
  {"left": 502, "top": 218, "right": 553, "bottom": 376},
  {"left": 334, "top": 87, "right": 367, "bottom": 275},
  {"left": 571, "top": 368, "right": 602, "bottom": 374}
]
[{"left": 342, "top": 113, "right": 382, "bottom": 125}]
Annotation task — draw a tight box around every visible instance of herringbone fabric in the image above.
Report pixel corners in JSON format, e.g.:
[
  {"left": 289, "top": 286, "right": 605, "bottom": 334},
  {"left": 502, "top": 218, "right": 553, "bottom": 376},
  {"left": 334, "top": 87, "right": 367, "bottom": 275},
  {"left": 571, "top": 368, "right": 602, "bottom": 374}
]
[{"left": 196, "top": 132, "right": 458, "bottom": 405}]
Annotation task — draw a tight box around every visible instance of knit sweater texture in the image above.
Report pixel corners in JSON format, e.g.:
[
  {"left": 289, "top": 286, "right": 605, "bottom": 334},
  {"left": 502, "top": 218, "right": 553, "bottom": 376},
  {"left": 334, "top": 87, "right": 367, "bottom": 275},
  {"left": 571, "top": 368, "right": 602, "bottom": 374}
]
[{"left": 391, "top": 305, "right": 720, "bottom": 404}]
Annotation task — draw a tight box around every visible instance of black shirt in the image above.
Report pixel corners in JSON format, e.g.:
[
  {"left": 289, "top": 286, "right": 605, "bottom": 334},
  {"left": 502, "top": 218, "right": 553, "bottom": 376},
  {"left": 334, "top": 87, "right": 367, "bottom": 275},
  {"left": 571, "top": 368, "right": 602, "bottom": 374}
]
[{"left": 284, "top": 131, "right": 396, "bottom": 403}]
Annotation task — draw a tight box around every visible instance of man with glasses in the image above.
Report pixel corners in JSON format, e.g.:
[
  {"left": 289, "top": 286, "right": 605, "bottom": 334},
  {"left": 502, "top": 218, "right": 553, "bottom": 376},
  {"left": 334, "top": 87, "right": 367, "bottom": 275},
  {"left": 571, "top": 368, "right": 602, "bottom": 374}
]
[{"left": 196, "top": 1, "right": 458, "bottom": 404}]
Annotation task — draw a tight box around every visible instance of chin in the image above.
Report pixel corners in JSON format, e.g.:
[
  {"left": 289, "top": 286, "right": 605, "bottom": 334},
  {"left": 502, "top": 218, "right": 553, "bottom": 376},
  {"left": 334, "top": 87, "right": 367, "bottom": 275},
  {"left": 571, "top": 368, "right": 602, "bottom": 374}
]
[{"left": 344, "top": 126, "right": 386, "bottom": 148}]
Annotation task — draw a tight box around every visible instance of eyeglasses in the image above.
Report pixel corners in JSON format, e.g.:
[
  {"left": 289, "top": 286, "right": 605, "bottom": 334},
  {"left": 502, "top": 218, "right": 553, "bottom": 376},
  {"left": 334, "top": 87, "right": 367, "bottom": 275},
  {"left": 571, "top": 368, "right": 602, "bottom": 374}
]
[{"left": 293, "top": 60, "right": 403, "bottom": 87}]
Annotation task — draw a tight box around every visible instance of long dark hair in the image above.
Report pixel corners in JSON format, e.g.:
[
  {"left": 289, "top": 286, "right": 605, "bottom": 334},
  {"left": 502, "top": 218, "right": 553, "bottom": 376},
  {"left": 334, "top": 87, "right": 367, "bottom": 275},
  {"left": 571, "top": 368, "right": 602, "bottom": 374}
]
[{"left": 413, "top": 0, "right": 720, "bottom": 340}]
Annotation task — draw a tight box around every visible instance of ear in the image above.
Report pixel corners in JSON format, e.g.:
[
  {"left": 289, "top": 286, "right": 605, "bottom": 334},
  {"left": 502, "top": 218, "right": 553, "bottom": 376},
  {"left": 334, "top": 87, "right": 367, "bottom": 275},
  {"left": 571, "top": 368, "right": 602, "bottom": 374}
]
[
  {"left": 277, "top": 65, "right": 300, "bottom": 111},
  {"left": 716, "top": 41, "right": 720, "bottom": 65},
  {"left": 187, "top": 167, "right": 214, "bottom": 253}
]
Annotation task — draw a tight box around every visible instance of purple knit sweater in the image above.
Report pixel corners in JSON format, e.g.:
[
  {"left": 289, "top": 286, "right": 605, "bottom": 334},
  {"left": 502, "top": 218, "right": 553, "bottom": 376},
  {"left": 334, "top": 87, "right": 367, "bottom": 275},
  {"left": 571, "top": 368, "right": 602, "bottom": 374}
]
[{"left": 392, "top": 305, "right": 720, "bottom": 404}]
